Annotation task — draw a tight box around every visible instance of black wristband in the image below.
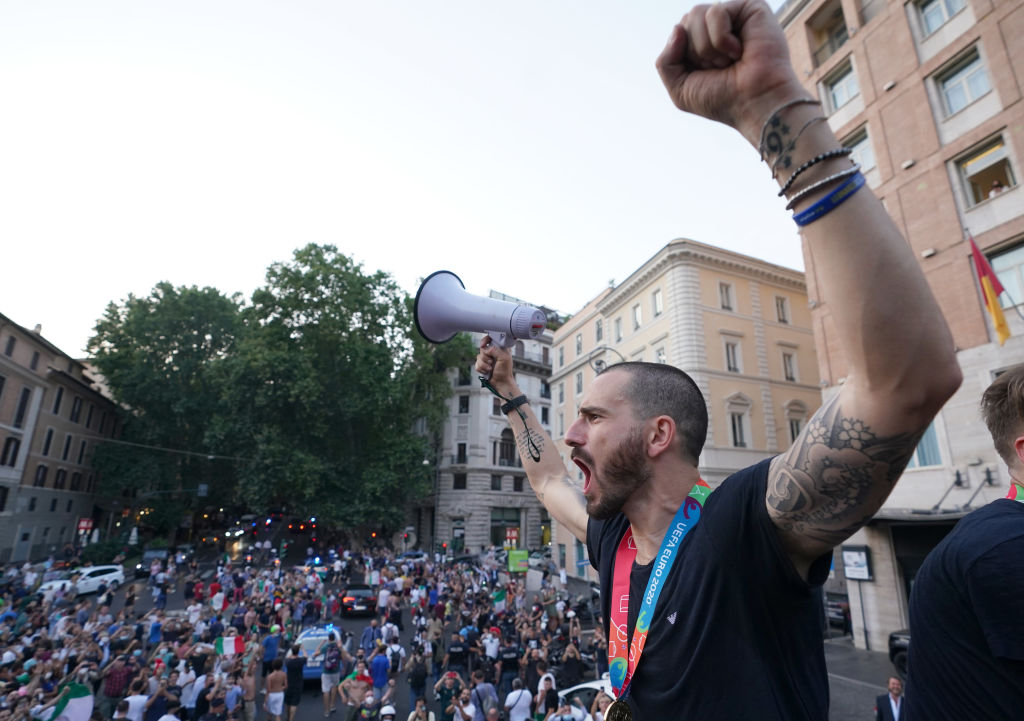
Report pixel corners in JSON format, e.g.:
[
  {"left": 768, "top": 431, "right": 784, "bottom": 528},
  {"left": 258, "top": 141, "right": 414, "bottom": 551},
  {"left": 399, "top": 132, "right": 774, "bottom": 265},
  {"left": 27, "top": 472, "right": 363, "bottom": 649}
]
[{"left": 500, "top": 395, "right": 528, "bottom": 415}]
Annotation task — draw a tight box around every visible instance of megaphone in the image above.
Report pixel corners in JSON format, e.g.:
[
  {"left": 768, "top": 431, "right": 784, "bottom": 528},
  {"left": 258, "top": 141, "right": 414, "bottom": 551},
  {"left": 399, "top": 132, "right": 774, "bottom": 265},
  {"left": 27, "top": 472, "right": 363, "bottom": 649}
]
[{"left": 414, "top": 270, "right": 547, "bottom": 349}]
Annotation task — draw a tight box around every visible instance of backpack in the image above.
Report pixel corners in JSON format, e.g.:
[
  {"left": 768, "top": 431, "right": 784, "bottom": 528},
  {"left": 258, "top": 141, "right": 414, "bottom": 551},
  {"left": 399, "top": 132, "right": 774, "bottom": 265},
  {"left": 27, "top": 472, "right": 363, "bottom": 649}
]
[
  {"left": 408, "top": 659, "right": 427, "bottom": 687},
  {"left": 388, "top": 645, "right": 402, "bottom": 673},
  {"left": 323, "top": 644, "right": 341, "bottom": 673}
]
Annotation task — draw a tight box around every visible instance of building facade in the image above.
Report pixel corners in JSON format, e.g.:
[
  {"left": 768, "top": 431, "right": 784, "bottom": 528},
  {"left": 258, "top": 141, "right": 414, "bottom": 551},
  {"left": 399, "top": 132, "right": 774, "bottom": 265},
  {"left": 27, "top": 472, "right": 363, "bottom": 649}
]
[
  {"left": 0, "top": 314, "right": 120, "bottom": 563},
  {"left": 426, "top": 293, "right": 555, "bottom": 556},
  {"left": 548, "top": 239, "right": 822, "bottom": 581},
  {"left": 779, "top": 0, "right": 1024, "bottom": 649}
]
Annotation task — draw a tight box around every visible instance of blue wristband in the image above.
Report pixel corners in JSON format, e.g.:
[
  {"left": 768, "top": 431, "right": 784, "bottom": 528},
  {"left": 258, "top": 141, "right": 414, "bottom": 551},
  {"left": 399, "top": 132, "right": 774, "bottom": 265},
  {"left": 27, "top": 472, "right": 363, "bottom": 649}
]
[{"left": 793, "top": 171, "right": 866, "bottom": 227}]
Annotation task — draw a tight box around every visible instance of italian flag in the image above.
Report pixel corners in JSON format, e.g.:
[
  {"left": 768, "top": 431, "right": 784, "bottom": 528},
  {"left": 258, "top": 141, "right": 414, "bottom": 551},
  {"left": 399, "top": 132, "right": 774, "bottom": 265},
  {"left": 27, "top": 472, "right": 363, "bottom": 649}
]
[
  {"left": 35, "top": 683, "right": 93, "bottom": 721},
  {"left": 215, "top": 636, "right": 246, "bottom": 656},
  {"left": 492, "top": 589, "right": 507, "bottom": 613}
]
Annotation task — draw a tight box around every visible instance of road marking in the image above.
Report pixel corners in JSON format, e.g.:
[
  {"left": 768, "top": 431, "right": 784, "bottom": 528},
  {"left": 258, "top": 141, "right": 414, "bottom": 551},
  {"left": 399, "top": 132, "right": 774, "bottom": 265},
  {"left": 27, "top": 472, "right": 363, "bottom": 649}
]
[{"left": 828, "top": 672, "right": 883, "bottom": 690}]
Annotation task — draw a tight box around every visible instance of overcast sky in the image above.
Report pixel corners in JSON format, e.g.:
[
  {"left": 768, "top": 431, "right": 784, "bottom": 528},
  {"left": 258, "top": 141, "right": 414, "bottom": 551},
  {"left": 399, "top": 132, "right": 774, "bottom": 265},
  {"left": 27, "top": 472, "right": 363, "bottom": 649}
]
[{"left": 1, "top": 0, "right": 798, "bottom": 356}]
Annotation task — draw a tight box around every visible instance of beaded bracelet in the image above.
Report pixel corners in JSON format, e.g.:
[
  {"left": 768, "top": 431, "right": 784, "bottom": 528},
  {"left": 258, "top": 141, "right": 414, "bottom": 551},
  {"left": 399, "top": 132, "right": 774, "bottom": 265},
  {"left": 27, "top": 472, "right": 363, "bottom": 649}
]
[
  {"left": 758, "top": 97, "right": 821, "bottom": 162},
  {"left": 778, "top": 148, "right": 852, "bottom": 197},
  {"left": 793, "top": 172, "right": 866, "bottom": 226},
  {"left": 785, "top": 164, "right": 861, "bottom": 210}
]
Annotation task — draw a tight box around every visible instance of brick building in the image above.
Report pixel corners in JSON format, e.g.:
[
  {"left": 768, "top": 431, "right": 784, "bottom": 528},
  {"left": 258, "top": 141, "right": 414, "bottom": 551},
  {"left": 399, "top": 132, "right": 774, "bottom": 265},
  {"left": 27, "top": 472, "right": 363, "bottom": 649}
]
[{"left": 778, "top": 0, "right": 1024, "bottom": 650}]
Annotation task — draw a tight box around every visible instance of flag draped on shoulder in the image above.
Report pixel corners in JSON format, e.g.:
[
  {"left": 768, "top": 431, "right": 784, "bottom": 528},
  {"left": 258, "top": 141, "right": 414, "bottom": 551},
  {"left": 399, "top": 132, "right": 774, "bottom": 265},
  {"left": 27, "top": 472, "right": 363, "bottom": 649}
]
[
  {"left": 492, "top": 588, "right": 507, "bottom": 613},
  {"left": 215, "top": 636, "right": 246, "bottom": 656},
  {"left": 968, "top": 233, "right": 1010, "bottom": 345},
  {"left": 34, "top": 683, "right": 93, "bottom": 721}
]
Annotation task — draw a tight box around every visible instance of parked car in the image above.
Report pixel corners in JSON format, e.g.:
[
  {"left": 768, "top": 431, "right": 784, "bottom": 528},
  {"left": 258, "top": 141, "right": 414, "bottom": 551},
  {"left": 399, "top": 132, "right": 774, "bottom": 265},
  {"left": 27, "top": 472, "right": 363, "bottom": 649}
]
[
  {"left": 397, "top": 551, "right": 428, "bottom": 563},
  {"left": 174, "top": 544, "right": 196, "bottom": 565},
  {"left": 73, "top": 565, "right": 125, "bottom": 595},
  {"left": 134, "top": 549, "right": 170, "bottom": 579},
  {"left": 38, "top": 570, "right": 78, "bottom": 601},
  {"left": 557, "top": 676, "right": 614, "bottom": 713},
  {"left": 889, "top": 629, "right": 910, "bottom": 680},
  {"left": 340, "top": 584, "right": 376, "bottom": 617}
]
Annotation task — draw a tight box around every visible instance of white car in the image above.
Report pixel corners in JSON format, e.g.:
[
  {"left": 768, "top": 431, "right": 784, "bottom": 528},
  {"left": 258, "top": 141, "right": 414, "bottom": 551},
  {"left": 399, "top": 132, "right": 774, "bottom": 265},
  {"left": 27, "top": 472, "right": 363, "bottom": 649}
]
[
  {"left": 557, "top": 677, "right": 614, "bottom": 720},
  {"left": 38, "top": 571, "right": 78, "bottom": 601},
  {"left": 71, "top": 565, "right": 125, "bottom": 595}
]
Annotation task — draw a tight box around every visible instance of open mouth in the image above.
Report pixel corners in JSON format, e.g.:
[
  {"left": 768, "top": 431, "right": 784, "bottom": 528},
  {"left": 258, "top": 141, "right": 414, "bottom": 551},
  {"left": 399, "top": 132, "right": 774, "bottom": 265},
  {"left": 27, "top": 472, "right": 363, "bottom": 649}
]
[{"left": 571, "top": 451, "right": 593, "bottom": 493}]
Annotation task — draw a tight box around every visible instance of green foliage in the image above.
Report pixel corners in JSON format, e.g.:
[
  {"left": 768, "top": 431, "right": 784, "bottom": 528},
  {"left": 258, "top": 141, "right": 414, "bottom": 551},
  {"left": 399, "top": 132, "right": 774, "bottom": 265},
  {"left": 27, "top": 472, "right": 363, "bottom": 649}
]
[{"left": 89, "top": 245, "right": 473, "bottom": 540}]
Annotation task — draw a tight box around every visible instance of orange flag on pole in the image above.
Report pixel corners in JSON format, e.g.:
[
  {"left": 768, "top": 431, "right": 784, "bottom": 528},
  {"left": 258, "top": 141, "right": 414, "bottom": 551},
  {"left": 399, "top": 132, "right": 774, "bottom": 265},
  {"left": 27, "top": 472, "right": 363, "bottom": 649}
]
[{"left": 968, "top": 233, "right": 1010, "bottom": 345}]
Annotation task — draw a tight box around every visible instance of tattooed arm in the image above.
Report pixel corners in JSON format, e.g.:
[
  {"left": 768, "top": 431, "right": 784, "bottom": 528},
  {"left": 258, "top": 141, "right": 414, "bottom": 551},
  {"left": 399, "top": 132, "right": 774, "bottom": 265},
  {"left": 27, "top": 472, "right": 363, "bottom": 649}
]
[{"left": 476, "top": 337, "right": 589, "bottom": 543}]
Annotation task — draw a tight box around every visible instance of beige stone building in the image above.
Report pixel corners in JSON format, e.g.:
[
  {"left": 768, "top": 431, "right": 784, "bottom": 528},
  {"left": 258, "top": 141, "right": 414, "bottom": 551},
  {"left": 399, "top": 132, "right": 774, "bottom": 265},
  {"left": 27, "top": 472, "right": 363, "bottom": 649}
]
[
  {"left": 548, "top": 239, "right": 821, "bottom": 581},
  {"left": 778, "top": 0, "right": 1024, "bottom": 651},
  {"left": 0, "top": 313, "right": 120, "bottom": 562}
]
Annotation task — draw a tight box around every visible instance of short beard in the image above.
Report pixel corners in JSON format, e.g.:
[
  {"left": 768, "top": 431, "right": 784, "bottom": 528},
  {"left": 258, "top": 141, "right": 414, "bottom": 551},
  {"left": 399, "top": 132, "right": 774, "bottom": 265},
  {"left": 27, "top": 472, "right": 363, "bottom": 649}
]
[{"left": 585, "top": 425, "right": 651, "bottom": 520}]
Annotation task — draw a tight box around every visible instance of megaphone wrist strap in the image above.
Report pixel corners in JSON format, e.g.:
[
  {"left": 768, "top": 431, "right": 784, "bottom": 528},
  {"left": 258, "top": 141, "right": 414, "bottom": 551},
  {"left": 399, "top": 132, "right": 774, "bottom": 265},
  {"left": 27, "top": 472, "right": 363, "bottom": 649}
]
[{"left": 500, "top": 395, "right": 529, "bottom": 415}]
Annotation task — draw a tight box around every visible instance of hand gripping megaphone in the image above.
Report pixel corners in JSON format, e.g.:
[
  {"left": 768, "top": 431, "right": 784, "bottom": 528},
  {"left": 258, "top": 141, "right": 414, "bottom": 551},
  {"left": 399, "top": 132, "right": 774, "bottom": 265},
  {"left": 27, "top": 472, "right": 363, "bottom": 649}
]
[{"left": 413, "top": 270, "right": 547, "bottom": 349}]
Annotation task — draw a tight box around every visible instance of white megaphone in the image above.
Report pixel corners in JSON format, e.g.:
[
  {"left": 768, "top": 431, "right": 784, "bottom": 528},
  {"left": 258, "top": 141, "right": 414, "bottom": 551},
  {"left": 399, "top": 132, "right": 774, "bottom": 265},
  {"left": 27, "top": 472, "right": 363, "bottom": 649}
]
[{"left": 414, "top": 270, "right": 547, "bottom": 349}]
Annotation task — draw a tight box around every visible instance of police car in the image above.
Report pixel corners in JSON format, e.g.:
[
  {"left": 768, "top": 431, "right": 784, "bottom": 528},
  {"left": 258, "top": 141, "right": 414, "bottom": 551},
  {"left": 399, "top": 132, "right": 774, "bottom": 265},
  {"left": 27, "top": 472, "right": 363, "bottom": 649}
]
[{"left": 296, "top": 625, "right": 340, "bottom": 681}]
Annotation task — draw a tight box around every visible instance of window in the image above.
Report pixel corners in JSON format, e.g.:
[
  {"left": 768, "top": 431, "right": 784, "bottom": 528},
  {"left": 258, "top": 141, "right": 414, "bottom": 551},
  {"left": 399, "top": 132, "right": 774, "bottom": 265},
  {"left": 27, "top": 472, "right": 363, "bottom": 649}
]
[
  {"left": 0, "top": 375, "right": 4, "bottom": 402},
  {"left": 957, "top": 137, "right": 1017, "bottom": 207},
  {"left": 632, "top": 304, "right": 642, "bottom": 330},
  {"left": 541, "top": 406, "right": 549, "bottom": 424},
  {"left": 493, "top": 397, "right": 502, "bottom": 416},
  {"left": 595, "top": 320, "right": 603, "bottom": 342},
  {"left": 939, "top": 52, "right": 990, "bottom": 116},
  {"left": 456, "top": 443, "right": 468, "bottom": 464},
  {"left": 3, "top": 336, "right": 15, "bottom": 357},
  {"left": 656, "top": 347, "right": 666, "bottom": 364},
  {"left": 918, "top": 0, "right": 965, "bottom": 36},
  {"left": 457, "top": 367, "right": 472, "bottom": 386},
  {"left": 30, "top": 352, "right": 39, "bottom": 371},
  {"left": 498, "top": 428, "right": 516, "bottom": 466},
  {"left": 66, "top": 500, "right": 73, "bottom": 512},
  {"left": 70, "top": 472, "right": 82, "bottom": 491},
  {"left": 730, "top": 413, "right": 747, "bottom": 448},
  {"left": 782, "top": 352, "right": 798, "bottom": 382},
  {"left": 905, "top": 421, "right": 942, "bottom": 467},
  {"left": 575, "top": 334, "right": 583, "bottom": 356},
  {"left": 558, "top": 411, "right": 564, "bottom": 437},
  {"left": 28, "top": 497, "right": 37, "bottom": 512},
  {"left": 575, "top": 372, "right": 583, "bottom": 394},
  {"left": 513, "top": 476, "right": 524, "bottom": 492},
  {"left": 14, "top": 388, "right": 30, "bottom": 428},
  {"left": 0, "top": 487, "right": 7, "bottom": 512},
  {"left": 41, "top": 429, "right": 53, "bottom": 457},
  {"left": 614, "top": 318, "right": 622, "bottom": 342},
  {"left": 78, "top": 440, "right": 87, "bottom": 465},
  {"left": 458, "top": 395, "right": 470, "bottom": 414},
  {"left": 719, "top": 282, "right": 734, "bottom": 311},
  {"left": 991, "top": 243, "right": 1024, "bottom": 309},
  {"left": 54, "top": 470, "right": 66, "bottom": 490},
  {"left": 540, "top": 381, "right": 551, "bottom": 399},
  {"left": 789, "top": 418, "right": 803, "bottom": 443},
  {"left": 85, "top": 405, "right": 93, "bottom": 429},
  {"left": 52, "top": 387, "right": 64, "bottom": 415},
  {"left": 653, "top": 289, "right": 664, "bottom": 317},
  {"left": 34, "top": 464, "right": 48, "bottom": 487},
  {"left": 557, "top": 382, "right": 564, "bottom": 404},
  {"left": 846, "top": 128, "right": 876, "bottom": 172},
  {"left": 827, "top": 63, "right": 859, "bottom": 112},
  {"left": 558, "top": 347, "right": 564, "bottom": 367},
  {"left": 453, "top": 473, "right": 467, "bottom": 490},
  {"left": 62, "top": 434, "right": 72, "bottom": 461},
  {"left": 491, "top": 474, "right": 502, "bottom": 491},
  {"left": 70, "top": 397, "right": 82, "bottom": 423},
  {"left": 775, "top": 296, "right": 790, "bottom": 324},
  {"left": 1, "top": 438, "right": 20, "bottom": 467},
  {"left": 98, "top": 412, "right": 107, "bottom": 434},
  {"left": 725, "top": 341, "right": 741, "bottom": 373}
]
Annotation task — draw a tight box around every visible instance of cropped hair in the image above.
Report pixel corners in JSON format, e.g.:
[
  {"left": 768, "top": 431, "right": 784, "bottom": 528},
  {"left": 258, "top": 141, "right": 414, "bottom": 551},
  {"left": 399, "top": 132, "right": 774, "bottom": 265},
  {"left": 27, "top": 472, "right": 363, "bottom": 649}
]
[
  {"left": 980, "top": 364, "right": 1024, "bottom": 466},
  {"left": 606, "top": 362, "right": 708, "bottom": 465}
]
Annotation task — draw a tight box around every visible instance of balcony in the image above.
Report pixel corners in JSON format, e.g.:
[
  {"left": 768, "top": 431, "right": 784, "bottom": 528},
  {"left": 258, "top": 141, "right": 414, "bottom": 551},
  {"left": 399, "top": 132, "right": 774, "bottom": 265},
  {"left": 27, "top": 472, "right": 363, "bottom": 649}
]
[
  {"left": 498, "top": 457, "right": 523, "bottom": 468},
  {"left": 859, "top": 0, "right": 885, "bottom": 26},
  {"left": 813, "top": 24, "right": 849, "bottom": 67}
]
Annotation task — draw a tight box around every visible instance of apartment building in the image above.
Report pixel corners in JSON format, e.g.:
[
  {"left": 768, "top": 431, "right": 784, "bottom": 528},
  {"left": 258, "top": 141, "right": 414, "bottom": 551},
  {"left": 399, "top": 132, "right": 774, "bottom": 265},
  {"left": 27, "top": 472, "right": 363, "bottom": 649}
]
[
  {"left": 0, "top": 313, "right": 120, "bottom": 562},
  {"left": 779, "top": 0, "right": 1024, "bottom": 649},
  {"left": 548, "top": 239, "right": 821, "bottom": 581},
  {"left": 426, "top": 293, "right": 556, "bottom": 555}
]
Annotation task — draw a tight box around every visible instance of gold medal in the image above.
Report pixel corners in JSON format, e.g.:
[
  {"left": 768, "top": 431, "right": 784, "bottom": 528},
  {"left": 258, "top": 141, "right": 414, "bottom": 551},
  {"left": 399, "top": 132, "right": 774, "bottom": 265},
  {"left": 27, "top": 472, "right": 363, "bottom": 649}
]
[{"left": 605, "top": 699, "right": 633, "bottom": 721}]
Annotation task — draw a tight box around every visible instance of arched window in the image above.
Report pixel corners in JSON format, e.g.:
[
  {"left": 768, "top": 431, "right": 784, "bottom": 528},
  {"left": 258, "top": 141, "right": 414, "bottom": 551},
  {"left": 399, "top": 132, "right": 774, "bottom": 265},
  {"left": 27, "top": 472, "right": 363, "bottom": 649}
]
[{"left": 499, "top": 429, "right": 517, "bottom": 466}]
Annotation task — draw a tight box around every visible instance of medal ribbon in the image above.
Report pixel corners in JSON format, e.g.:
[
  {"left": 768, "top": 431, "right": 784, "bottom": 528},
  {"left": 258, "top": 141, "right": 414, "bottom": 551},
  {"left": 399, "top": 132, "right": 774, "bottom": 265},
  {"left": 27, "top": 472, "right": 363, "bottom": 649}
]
[
  {"left": 607, "top": 479, "right": 712, "bottom": 700},
  {"left": 1006, "top": 484, "right": 1024, "bottom": 503}
]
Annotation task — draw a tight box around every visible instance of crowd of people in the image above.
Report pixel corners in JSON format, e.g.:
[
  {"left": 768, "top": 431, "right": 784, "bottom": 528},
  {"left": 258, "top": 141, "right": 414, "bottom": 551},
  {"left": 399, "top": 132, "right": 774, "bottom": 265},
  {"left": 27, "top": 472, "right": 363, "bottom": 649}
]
[{"left": 0, "top": 543, "right": 610, "bottom": 721}]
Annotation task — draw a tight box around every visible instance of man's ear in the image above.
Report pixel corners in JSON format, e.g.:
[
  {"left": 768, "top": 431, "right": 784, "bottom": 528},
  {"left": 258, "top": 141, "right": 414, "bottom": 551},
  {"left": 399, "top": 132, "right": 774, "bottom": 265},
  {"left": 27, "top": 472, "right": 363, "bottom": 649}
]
[
  {"left": 1013, "top": 436, "right": 1024, "bottom": 467},
  {"left": 646, "top": 416, "right": 676, "bottom": 459}
]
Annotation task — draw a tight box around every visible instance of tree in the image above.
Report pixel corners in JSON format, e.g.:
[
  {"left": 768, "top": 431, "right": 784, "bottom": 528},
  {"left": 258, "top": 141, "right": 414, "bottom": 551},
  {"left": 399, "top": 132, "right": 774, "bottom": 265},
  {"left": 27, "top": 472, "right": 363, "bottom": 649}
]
[{"left": 87, "top": 283, "right": 243, "bottom": 534}]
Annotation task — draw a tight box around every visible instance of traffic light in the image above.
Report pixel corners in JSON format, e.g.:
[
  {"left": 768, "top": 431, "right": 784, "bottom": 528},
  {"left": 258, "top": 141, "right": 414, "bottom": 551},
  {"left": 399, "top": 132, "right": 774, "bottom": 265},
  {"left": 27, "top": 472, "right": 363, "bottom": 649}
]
[
  {"left": 442, "top": 542, "right": 447, "bottom": 549},
  {"left": 403, "top": 533, "right": 409, "bottom": 541},
  {"left": 371, "top": 532, "right": 376, "bottom": 538}
]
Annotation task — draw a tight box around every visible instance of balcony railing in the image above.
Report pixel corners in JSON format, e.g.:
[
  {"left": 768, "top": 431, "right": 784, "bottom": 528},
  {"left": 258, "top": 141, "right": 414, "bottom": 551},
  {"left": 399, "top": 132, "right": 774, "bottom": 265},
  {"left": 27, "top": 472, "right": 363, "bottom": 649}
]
[{"left": 813, "top": 25, "right": 849, "bottom": 67}]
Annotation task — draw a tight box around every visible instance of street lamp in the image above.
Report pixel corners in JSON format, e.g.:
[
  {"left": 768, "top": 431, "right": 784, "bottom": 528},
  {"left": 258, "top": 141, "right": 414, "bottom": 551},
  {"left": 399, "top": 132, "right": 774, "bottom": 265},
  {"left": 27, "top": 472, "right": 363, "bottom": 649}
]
[{"left": 587, "top": 346, "right": 627, "bottom": 374}]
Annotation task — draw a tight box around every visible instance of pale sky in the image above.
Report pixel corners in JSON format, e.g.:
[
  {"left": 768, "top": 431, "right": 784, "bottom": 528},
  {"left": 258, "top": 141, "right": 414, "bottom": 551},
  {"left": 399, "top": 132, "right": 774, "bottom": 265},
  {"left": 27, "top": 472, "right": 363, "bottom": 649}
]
[{"left": 1, "top": 0, "right": 799, "bottom": 357}]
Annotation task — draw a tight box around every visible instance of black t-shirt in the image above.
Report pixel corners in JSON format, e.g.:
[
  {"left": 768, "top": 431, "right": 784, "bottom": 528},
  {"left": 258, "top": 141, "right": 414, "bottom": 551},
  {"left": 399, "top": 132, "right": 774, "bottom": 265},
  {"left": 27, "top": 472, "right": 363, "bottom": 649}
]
[
  {"left": 905, "top": 499, "right": 1024, "bottom": 720},
  {"left": 498, "top": 645, "right": 519, "bottom": 671},
  {"left": 586, "top": 458, "right": 830, "bottom": 720},
  {"left": 285, "top": 657, "right": 306, "bottom": 688},
  {"left": 446, "top": 641, "right": 468, "bottom": 667}
]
